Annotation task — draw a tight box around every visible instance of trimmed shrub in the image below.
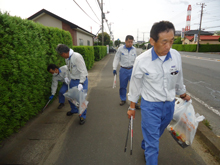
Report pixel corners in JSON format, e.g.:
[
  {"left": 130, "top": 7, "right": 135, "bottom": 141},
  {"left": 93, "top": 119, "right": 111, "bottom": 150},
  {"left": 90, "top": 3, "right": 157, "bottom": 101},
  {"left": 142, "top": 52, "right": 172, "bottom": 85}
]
[
  {"left": 0, "top": 12, "right": 72, "bottom": 142},
  {"left": 172, "top": 44, "right": 197, "bottom": 52},
  {"left": 199, "top": 44, "right": 220, "bottom": 52},
  {"left": 93, "top": 46, "right": 107, "bottom": 61},
  {"left": 72, "top": 46, "right": 94, "bottom": 70}
]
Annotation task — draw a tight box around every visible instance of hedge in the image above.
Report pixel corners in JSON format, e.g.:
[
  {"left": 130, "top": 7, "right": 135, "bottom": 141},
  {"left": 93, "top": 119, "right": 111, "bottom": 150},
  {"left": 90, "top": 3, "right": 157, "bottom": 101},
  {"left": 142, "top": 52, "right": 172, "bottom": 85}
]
[
  {"left": 0, "top": 12, "right": 72, "bottom": 142},
  {"left": 172, "top": 44, "right": 197, "bottom": 52},
  {"left": 172, "top": 44, "right": 220, "bottom": 52},
  {"left": 72, "top": 46, "right": 94, "bottom": 70},
  {"left": 199, "top": 44, "right": 220, "bottom": 52},
  {"left": 94, "top": 46, "right": 107, "bottom": 61}
]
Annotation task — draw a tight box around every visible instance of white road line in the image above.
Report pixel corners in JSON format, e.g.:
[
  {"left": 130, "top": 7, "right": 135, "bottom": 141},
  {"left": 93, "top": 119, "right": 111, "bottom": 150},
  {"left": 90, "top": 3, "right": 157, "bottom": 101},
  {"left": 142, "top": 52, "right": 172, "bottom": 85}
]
[
  {"left": 187, "top": 92, "right": 220, "bottom": 117},
  {"left": 181, "top": 55, "right": 220, "bottom": 62}
]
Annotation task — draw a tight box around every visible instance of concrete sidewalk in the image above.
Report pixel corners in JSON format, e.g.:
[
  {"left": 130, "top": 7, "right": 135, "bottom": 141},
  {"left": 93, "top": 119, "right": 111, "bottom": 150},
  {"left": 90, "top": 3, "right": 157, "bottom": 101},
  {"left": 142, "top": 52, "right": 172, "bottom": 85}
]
[{"left": 0, "top": 53, "right": 219, "bottom": 165}]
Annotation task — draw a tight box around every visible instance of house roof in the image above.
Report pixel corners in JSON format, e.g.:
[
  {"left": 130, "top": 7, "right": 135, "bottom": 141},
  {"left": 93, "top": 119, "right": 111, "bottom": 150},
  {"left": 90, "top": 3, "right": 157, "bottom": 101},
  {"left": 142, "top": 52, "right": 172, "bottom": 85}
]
[
  {"left": 185, "top": 30, "right": 214, "bottom": 36},
  {"left": 175, "top": 30, "right": 181, "bottom": 36},
  {"left": 185, "top": 35, "right": 220, "bottom": 41},
  {"left": 28, "top": 9, "right": 96, "bottom": 37}
]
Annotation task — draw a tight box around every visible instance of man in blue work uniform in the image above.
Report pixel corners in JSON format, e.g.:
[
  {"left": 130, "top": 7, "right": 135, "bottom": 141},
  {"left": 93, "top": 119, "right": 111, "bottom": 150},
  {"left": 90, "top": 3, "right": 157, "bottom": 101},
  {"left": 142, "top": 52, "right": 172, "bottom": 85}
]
[
  {"left": 127, "top": 21, "right": 191, "bottom": 164},
  {"left": 47, "top": 64, "right": 69, "bottom": 109},
  {"left": 56, "top": 44, "right": 88, "bottom": 125},
  {"left": 113, "top": 35, "right": 140, "bottom": 108}
]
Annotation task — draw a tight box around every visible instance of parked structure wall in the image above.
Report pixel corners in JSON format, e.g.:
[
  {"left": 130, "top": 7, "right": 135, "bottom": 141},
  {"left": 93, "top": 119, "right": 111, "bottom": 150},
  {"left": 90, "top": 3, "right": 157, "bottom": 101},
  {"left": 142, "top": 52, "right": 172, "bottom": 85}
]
[
  {"left": 33, "top": 14, "right": 62, "bottom": 29},
  {"left": 77, "top": 31, "right": 93, "bottom": 46},
  {"left": 62, "top": 22, "right": 77, "bottom": 46}
]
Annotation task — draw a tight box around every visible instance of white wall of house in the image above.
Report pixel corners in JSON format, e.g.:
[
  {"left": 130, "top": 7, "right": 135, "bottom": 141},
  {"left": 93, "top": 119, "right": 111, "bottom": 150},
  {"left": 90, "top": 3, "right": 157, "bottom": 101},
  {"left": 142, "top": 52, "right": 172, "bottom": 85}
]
[
  {"left": 183, "top": 39, "right": 220, "bottom": 44},
  {"left": 33, "top": 13, "right": 62, "bottom": 29},
  {"left": 76, "top": 30, "right": 93, "bottom": 46}
]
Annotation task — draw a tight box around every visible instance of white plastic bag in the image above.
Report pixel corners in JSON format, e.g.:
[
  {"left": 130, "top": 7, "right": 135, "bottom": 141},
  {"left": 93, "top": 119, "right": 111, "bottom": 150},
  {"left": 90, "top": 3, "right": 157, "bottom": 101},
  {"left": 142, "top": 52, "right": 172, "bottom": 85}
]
[
  {"left": 63, "top": 87, "right": 88, "bottom": 115},
  {"left": 173, "top": 97, "right": 190, "bottom": 121},
  {"left": 113, "top": 75, "right": 116, "bottom": 88},
  {"left": 168, "top": 99, "right": 205, "bottom": 148}
]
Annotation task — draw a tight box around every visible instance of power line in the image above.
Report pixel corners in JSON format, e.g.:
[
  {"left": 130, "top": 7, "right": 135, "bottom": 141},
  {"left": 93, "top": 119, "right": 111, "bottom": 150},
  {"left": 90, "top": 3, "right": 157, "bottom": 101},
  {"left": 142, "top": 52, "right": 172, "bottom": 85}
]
[
  {"left": 73, "top": 0, "right": 100, "bottom": 25},
  {"left": 86, "top": 0, "right": 101, "bottom": 23},
  {"left": 203, "top": 26, "right": 220, "bottom": 29}
]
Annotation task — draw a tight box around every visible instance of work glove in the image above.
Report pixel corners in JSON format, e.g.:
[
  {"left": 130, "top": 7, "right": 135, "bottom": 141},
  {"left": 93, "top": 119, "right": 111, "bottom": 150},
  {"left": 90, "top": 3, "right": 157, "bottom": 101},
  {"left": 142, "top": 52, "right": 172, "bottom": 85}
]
[
  {"left": 113, "top": 70, "right": 117, "bottom": 75},
  {"left": 49, "top": 95, "right": 54, "bottom": 100},
  {"left": 78, "top": 83, "right": 83, "bottom": 91},
  {"left": 65, "top": 77, "right": 70, "bottom": 84}
]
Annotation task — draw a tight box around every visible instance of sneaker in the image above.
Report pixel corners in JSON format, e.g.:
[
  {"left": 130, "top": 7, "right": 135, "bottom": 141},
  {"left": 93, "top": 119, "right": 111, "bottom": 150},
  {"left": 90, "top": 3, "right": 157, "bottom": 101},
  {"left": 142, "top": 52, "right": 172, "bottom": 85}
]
[
  {"left": 79, "top": 117, "right": 86, "bottom": 125},
  {"left": 58, "top": 103, "right": 65, "bottom": 109},
  {"left": 120, "top": 100, "right": 126, "bottom": 106},
  {"left": 135, "top": 104, "right": 141, "bottom": 109},
  {"left": 66, "top": 111, "right": 77, "bottom": 116}
]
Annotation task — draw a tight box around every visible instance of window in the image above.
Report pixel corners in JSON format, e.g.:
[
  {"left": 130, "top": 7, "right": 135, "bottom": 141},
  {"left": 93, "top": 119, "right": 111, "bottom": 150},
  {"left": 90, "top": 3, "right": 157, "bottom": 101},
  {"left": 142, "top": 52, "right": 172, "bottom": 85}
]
[
  {"left": 87, "top": 40, "right": 90, "bottom": 46},
  {"left": 79, "top": 39, "right": 83, "bottom": 46}
]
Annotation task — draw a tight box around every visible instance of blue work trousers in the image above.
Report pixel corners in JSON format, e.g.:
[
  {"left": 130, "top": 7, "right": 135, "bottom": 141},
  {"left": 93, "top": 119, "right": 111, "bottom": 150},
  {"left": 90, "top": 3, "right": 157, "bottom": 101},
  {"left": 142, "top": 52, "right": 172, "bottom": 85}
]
[
  {"left": 140, "top": 98, "right": 175, "bottom": 165},
  {"left": 68, "top": 78, "right": 88, "bottom": 119},
  {"left": 59, "top": 83, "right": 68, "bottom": 104},
  {"left": 119, "top": 67, "right": 132, "bottom": 101}
]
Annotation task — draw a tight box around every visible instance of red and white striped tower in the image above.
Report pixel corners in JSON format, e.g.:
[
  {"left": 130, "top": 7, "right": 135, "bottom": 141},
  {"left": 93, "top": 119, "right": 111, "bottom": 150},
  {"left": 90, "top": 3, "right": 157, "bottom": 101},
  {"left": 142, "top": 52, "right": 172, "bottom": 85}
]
[{"left": 185, "top": 5, "right": 192, "bottom": 31}]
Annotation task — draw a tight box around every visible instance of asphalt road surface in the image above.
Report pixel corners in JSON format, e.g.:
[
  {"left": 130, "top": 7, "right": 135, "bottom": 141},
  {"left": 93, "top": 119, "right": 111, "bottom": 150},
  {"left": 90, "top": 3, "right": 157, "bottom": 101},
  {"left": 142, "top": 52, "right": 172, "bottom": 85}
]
[{"left": 179, "top": 51, "right": 220, "bottom": 136}]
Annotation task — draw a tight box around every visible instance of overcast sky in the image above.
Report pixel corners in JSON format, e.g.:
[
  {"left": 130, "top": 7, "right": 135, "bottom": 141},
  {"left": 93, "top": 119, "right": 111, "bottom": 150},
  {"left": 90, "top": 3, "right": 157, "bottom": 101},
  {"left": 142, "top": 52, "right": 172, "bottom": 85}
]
[{"left": 0, "top": 0, "right": 220, "bottom": 42}]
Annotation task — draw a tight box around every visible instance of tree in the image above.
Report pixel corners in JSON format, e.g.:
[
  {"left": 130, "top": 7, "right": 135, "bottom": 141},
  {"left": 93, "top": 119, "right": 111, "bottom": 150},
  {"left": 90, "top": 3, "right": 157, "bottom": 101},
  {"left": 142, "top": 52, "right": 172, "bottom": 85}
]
[
  {"left": 114, "top": 39, "right": 121, "bottom": 47},
  {"left": 109, "top": 40, "right": 113, "bottom": 46},
  {"left": 173, "top": 37, "right": 182, "bottom": 44},
  {"left": 97, "top": 32, "right": 110, "bottom": 46},
  {"left": 214, "top": 31, "right": 220, "bottom": 35}
]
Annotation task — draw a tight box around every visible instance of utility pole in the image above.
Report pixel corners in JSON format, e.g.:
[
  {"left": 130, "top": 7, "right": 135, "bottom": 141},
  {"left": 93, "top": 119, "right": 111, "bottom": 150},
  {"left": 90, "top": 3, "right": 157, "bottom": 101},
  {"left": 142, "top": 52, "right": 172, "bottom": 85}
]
[
  {"left": 101, "top": 0, "right": 104, "bottom": 45},
  {"left": 97, "top": 0, "right": 104, "bottom": 45},
  {"left": 142, "top": 32, "right": 148, "bottom": 42},
  {"left": 196, "top": 3, "right": 205, "bottom": 52},
  {"left": 137, "top": 29, "right": 138, "bottom": 42}
]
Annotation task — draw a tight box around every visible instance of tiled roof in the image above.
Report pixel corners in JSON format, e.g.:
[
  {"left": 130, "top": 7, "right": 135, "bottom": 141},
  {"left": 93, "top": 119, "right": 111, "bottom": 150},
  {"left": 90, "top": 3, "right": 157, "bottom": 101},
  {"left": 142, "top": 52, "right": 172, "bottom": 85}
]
[{"left": 185, "top": 35, "right": 220, "bottom": 41}]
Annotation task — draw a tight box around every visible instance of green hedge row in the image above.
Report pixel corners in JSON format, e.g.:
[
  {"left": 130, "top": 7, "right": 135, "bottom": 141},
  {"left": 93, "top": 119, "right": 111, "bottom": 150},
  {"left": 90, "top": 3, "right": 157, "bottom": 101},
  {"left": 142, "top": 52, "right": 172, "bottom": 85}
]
[
  {"left": 172, "top": 44, "right": 197, "bottom": 52},
  {"left": 94, "top": 46, "right": 107, "bottom": 61},
  {"left": 199, "top": 44, "right": 220, "bottom": 52},
  {"left": 172, "top": 44, "right": 220, "bottom": 52},
  {"left": 72, "top": 46, "right": 94, "bottom": 70},
  {"left": 0, "top": 12, "right": 72, "bottom": 142}
]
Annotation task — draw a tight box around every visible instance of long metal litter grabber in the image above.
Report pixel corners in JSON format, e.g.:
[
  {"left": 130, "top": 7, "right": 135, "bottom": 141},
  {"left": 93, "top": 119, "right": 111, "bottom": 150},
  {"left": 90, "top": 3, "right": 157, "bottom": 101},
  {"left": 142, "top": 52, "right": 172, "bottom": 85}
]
[
  {"left": 124, "top": 118, "right": 131, "bottom": 152},
  {"left": 41, "top": 99, "right": 51, "bottom": 112},
  {"left": 130, "top": 116, "right": 133, "bottom": 155}
]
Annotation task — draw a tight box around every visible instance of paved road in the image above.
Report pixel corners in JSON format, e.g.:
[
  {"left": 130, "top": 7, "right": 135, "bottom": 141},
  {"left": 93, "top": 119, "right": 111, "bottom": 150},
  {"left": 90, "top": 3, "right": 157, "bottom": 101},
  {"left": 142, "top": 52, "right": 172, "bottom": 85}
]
[
  {"left": 42, "top": 52, "right": 205, "bottom": 165},
  {"left": 179, "top": 51, "right": 220, "bottom": 136}
]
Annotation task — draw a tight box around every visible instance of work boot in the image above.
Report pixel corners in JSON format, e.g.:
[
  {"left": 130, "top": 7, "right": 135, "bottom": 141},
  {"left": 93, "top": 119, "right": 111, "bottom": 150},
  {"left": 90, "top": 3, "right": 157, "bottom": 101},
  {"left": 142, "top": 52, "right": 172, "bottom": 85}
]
[
  {"left": 58, "top": 103, "right": 64, "bottom": 109},
  {"left": 120, "top": 100, "right": 126, "bottom": 106},
  {"left": 135, "top": 104, "right": 141, "bottom": 110},
  {"left": 66, "top": 111, "right": 77, "bottom": 116},
  {"left": 79, "top": 117, "right": 86, "bottom": 125}
]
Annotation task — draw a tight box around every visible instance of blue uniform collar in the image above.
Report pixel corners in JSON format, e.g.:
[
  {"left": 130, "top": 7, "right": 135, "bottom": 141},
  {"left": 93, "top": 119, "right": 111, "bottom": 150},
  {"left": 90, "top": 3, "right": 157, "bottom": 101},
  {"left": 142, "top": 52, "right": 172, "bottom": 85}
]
[
  {"left": 151, "top": 47, "right": 172, "bottom": 62},
  {"left": 123, "top": 45, "right": 134, "bottom": 49},
  {"left": 68, "top": 55, "right": 72, "bottom": 60},
  {"left": 58, "top": 68, "right": 62, "bottom": 73}
]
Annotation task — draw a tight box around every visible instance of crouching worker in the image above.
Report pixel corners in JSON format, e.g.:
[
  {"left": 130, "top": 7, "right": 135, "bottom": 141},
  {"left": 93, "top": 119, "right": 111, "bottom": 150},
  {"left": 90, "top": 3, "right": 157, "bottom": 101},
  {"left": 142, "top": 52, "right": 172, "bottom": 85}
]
[
  {"left": 47, "top": 64, "right": 69, "bottom": 109},
  {"left": 56, "top": 44, "right": 88, "bottom": 125}
]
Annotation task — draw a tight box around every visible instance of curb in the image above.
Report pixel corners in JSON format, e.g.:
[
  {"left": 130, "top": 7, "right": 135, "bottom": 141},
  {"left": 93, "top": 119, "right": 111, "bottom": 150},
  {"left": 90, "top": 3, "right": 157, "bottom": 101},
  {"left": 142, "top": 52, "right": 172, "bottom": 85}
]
[{"left": 196, "top": 122, "right": 220, "bottom": 160}]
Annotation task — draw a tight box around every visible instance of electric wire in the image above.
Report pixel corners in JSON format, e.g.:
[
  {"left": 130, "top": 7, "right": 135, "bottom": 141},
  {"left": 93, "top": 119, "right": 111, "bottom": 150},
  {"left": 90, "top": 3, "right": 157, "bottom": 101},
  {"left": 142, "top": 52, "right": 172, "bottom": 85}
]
[
  {"left": 73, "top": 0, "right": 100, "bottom": 25},
  {"left": 86, "top": 0, "right": 101, "bottom": 23}
]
